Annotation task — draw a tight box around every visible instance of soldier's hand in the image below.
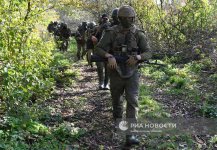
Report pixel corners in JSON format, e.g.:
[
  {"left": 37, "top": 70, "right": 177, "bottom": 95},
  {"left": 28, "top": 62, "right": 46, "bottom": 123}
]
[
  {"left": 107, "top": 56, "right": 117, "bottom": 69},
  {"left": 126, "top": 55, "right": 138, "bottom": 66}
]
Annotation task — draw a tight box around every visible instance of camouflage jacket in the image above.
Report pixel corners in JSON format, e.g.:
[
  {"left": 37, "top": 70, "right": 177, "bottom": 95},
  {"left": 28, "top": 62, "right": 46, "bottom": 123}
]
[{"left": 95, "top": 24, "right": 152, "bottom": 78}]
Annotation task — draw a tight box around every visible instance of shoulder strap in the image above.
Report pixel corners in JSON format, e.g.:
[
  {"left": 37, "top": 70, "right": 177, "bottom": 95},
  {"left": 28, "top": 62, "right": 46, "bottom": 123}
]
[{"left": 134, "top": 29, "right": 145, "bottom": 44}]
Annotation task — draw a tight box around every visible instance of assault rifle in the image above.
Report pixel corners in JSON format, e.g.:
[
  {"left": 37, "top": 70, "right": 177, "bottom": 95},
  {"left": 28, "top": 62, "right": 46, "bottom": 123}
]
[{"left": 90, "top": 54, "right": 166, "bottom": 66}]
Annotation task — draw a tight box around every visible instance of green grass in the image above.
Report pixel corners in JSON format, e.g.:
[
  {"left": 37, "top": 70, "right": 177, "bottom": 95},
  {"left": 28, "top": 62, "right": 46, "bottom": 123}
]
[
  {"left": 139, "top": 84, "right": 170, "bottom": 119},
  {"left": 139, "top": 58, "right": 217, "bottom": 149}
]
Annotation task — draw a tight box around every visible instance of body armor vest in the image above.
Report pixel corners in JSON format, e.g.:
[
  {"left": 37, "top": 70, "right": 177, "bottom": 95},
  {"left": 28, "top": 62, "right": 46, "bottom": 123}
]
[{"left": 110, "top": 25, "right": 140, "bottom": 78}]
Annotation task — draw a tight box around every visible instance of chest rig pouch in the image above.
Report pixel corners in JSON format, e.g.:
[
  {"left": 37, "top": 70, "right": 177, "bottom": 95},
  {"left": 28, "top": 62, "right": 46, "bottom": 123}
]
[{"left": 111, "top": 26, "right": 140, "bottom": 78}]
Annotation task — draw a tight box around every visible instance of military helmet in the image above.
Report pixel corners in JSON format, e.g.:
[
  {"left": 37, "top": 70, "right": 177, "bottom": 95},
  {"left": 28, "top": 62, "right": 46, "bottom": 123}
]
[
  {"left": 60, "top": 22, "right": 67, "bottom": 28},
  {"left": 111, "top": 8, "right": 119, "bottom": 18},
  {"left": 82, "top": 21, "right": 87, "bottom": 26},
  {"left": 118, "top": 5, "right": 136, "bottom": 17},
  {"left": 87, "top": 21, "right": 96, "bottom": 29},
  {"left": 101, "top": 13, "right": 108, "bottom": 19}
]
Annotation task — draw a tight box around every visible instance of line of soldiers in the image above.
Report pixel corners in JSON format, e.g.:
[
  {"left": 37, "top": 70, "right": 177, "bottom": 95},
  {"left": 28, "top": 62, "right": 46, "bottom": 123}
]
[
  {"left": 75, "top": 6, "right": 148, "bottom": 147},
  {"left": 47, "top": 21, "right": 71, "bottom": 52},
  {"left": 74, "top": 8, "right": 120, "bottom": 90},
  {"left": 48, "top": 5, "right": 152, "bottom": 148}
]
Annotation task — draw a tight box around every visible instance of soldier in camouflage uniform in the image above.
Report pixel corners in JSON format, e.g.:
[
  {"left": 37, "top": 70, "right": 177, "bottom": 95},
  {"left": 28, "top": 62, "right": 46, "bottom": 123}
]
[
  {"left": 47, "top": 21, "right": 71, "bottom": 52},
  {"left": 95, "top": 5, "right": 152, "bottom": 146},
  {"left": 95, "top": 14, "right": 111, "bottom": 90},
  {"left": 57, "top": 22, "right": 71, "bottom": 52},
  {"left": 110, "top": 8, "right": 120, "bottom": 26},
  {"left": 75, "top": 22, "right": 87, "bottom": 60},
  {"left": 85, "top": 21, "right": 98, "bottom": 67}
]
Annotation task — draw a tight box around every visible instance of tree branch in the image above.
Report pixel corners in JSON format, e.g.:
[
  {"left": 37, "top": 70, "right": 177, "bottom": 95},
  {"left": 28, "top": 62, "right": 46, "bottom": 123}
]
[{"left": 24, "top": 1, "right": 31, "bottom": 21}]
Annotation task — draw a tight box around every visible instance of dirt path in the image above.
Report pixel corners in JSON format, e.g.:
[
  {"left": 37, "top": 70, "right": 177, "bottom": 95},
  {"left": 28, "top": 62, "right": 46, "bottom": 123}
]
[
  {"left": 48, "top": 62, "right": 126, "bottom": 149},
  {"left": 47, "top": 60, "right": 215, "bottom": 150},
  {"left": 69, "top": 63, "right": 122, "bottom": 149}
]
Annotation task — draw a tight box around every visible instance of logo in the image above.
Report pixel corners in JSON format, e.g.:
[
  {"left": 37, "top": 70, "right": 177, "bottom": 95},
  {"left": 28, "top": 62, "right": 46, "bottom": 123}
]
[{"left": 119, "top": 121, "right": 128, "bottom": 131}]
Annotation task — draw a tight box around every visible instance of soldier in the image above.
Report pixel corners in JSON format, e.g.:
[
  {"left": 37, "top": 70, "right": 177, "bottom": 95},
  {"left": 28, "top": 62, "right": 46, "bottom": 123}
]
[
  {"left": 85, "top": 21, "right": 98, "bottom": 67},
  {"left": 47, "top": 21, "right": 71, "bottom": 52},
  {"left": 57, "top": 22, "right": 71, "bottom": 52},
  {"left": 110, "top": 8, "right": 120, "bottom": 26},
  {"left": 75, "top": 22, "right": 87, "bottom": 60},
  {"left": 96, "top": 14, "right": 111, "bottom": 39},
  {"left": 94, "top": 14, "right": 111, "bottom": 90},
  {"left": 95, "top": 5, "right": 152, "bottom": 146}
]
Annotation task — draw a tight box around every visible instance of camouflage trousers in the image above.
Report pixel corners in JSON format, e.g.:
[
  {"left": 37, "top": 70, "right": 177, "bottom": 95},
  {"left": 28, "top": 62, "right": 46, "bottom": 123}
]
[
  {"left": 54, "top": 36, "right": 69, "bottom": 52},
  {"left": 76, "top": 43, "right": 86, "bottom": 60},
  {"left": 96, "top": 62, "right": 109, "bottom": 87},
  {"left": 109, "top": 70, "right": 139, "bottom": 120}
]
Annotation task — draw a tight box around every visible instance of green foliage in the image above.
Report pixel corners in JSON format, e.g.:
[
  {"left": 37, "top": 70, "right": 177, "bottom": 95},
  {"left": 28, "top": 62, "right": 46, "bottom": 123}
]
[
  {"left": 169, "top": 75, "right": 187, "bottom": 89},
  {"left": 142, "top": 64, "right": 193, "bottom": 91},
  {"left": 167, "top": 67, "right": 192, "bottom": 90},
  {"left": 51, "top": 52, "right": 71, "bottom": 69},
  {"left": 0, "top": 116, "right": 49, "bottom": 150},
  {"left": 0, "top": 116, "right": 49, "bottom": 135},
  {"left": 143, "top": 134, "right": 193, "bottom": 150},
  {"left": 0, "top": 116, "right": 84, "bottom": 149},
  {"left": 210, "top": 72, "right": 217, "bottom": 79},
  {"left": 200, "top": 104, "right": 217, "bottom": 118},
  {"left": 157, "top": 142, "right": 176, "bottom": 150},
  {"left": 53, "top": 122, "right": 85, "bottom": 142},
  {"left": 30, "top": 136, "right": 67, "bottom": 150},
  {"left": 209, "top": 135, "right": 217, "bottom": 144},
  {"left": 139, "top": 84, "right": 170, "bottom": 118},
  {"left": 50, "top": 51, "right": 79, "bottom": 87},
  {"left": 133, "top": 0, "right": 217, "bottom": 53},
  {"left": 0, "top": 0, "right": 56, "bottom": 117},
  {"left": 187, "top": 58, "right": 216, "bottom": 74},
  {"left": 188, "top": 61, "right": 204, "bottom": 73},
  {"left": 0, "top": 1, "right": 82, "bottom": 148}
]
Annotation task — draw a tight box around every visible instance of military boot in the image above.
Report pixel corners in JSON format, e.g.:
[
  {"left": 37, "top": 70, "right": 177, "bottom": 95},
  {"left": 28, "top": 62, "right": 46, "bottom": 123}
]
[
  {"left": 125, "top": 135, "right": 139, "bottom": 146},
  {"left": 98, "top": 81, "right": 104, "bottom": 90},
  {"left": 103, "top": 84, "right": 110, "bottom": 90},
  {"left": 99, "top": 84, "right": 104, "bottom": 90},
  {"left": 103, "top": 65, "right": 109, "bottom": 90}
]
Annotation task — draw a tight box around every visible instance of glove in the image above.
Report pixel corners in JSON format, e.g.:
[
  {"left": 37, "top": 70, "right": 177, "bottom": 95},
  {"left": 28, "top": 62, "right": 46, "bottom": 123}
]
[
  {"left": 107, "top": 56, "right": 117, "bottom": 69},
  {"left": 126, "top": 55, "right": 138, "bottom": 66}
]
